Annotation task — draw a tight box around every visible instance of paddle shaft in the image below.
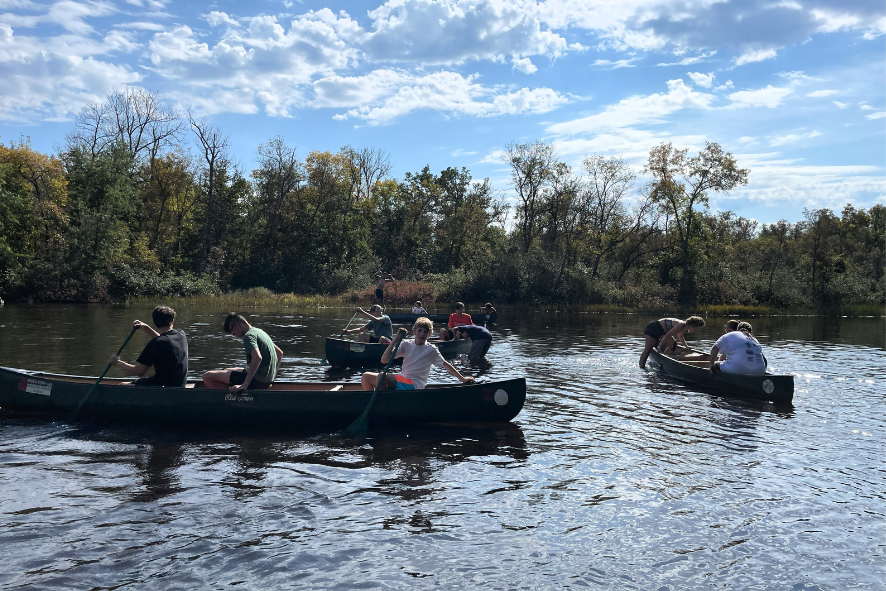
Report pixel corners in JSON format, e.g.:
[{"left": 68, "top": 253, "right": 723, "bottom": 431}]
[
  {"left": 344, "top": 335, "right": 403, "bottom": 436},
  {"left": 72, "top": 326, "right": 139, "bottom": 420},
  {"left": 321, "top": 309, "right": 362, "bottom": 364}
]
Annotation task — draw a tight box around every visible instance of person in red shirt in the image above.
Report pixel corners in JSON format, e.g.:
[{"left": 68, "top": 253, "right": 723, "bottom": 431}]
[{"left": 440, "top": 302, "right": 473, "bottom": 340}]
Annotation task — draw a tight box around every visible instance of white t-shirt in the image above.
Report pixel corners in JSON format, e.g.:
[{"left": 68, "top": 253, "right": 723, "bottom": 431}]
[
  {"left": 715, "top": 331, "right": 766, "bottom": 375},
  {"left": 412, "top": 307, "right": 426, "bottom": 314},
  {"left": 395, "top": 340, "right": 445, "bottom": 389}
]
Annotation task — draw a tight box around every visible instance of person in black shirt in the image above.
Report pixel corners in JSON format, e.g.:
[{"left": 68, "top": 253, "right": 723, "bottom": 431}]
[
  {"left": 455, "top": 324, "right": 493, "bottom": 360},
  {"left": 111, "top": 306, "right": 188, "bottom": 387}
]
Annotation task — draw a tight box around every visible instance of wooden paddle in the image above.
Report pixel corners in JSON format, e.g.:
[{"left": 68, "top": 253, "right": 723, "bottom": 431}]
[
  {"left": 72, "top": 325, "right": 139, "bottom": 421},
  {"left": 343, "top": 332, "right": 404, "bottom": 437},
  {"left": 320, "top": 309, "right": 361, "bottom": 364}
]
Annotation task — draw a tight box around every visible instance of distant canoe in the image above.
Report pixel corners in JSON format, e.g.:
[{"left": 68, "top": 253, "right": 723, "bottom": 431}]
[
  {"left": 0, "top": 366, "right": 526, "bottom": 432},
  {"left": 649, "top": 348, "right": 793, "bottom": 404},
  {"left": 324, "top": 336, "right": 471, "bottom": 368},
  {"left": 387, "top": 312, "right": 497, "bottom": 325}
]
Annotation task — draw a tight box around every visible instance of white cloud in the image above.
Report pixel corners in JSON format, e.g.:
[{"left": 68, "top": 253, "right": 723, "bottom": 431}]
[
  {"left": 806, "top": 89, "right": 837, "bottom": 97},
  {"left": 547, "top": 78, "right": 715, "bottom": 136},
  {"left": 722, "top": 153, "right": 884, "bottom": 211},
  {"left": 687, "top": 71, "right": 714, "bottom": 88},
  {"left": 867, "top": 112, "right": 886, "bottom": 120},
  {"left": 859, "top": 103, "right": 875, "bottom": 111},
  {"left": 112, "top": 21, "right": 166, "bottom": 31},
  {"left": 451, "top": 148, "right": 477, "bottom": 157},
  {"left": 769, "top": 130, "right": 821, "bottom": 146},
  {"left": 330, "top": 71, "right": 569, "bottom": 125},
  {"left": 656, "top": 50, "right": 716, "bottom": 66},
  {"left": 0, "top": 23, "right": 141, "bottom": 122},
  {"left": 512, "top": 56, "right": 537, "bottom": 74},
  {"left": 727, "top": 85, "right": 792, "bottom": 109},
  {"left": 204, "top": 11, "right": 241, "bottom": 28},
  {"left": 362, "top": 0, "right": 575, "bottom": 65},
  {"left": 714, "top": 80, "right": 734, "bottom": 91},
  {"left": 734, "top": 48, "right": 777, "bottom": 66},
  {"left": 592, "top": 58, "right": 637, "bottom": 69},
  {"left": 832, "top": 101, "right": 847, "bottom": 109}
]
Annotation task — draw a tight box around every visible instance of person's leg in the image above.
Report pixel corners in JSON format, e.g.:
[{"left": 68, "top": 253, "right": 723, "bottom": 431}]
[
  {"left": 203, "top": 368, "right": 238, "bottom": 389},
  {"left": 357, "top": 333, "right": 370, "bottom": 342},
  {"left": 468, "top": 338, "right": 491, "bottom": 360},
  {"left": 361, "top": 372, "right": 379, "bottom": 390},
  {"left": 378, "top": 336, "right": 391, "bottom": 344},
  {"left": 639, "top": 336, "right": 658, "bottom": 369}
]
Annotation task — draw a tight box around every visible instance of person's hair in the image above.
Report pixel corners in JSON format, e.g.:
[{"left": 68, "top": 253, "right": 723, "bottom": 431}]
[
  {"left": 484, "top": 303, "right": 493, "bottom": 309},
  {"left": 414, "top": 317, "right": 433, "bottom": 333},
  {"left": 736, "top": 321, "right": 753, "bottom": 334},
  {"left": 369, "top": 304, "right": 383, "bottom": 313},
  {"left": 685, "top": 316, "right": 705, "bottom": 328},
  {"left": 152, "top": 306, "right": 176, "bottom": 327},
  {"left": 223, "top": 313, "right": 248, "bottom": 333},
  {"left": 415, "top": 300, "right": 422, "bottom": 306},
  {"left": 725, "top": 319, "right": 739, "bottom": 331},
  {"left": 455, "top": 302, "right": 464, "bottom": 310}
]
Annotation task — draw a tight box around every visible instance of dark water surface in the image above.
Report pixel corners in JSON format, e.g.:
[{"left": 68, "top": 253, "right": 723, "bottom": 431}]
[{"left": 0, "top": 305, "right": 883, "bottom": 590}]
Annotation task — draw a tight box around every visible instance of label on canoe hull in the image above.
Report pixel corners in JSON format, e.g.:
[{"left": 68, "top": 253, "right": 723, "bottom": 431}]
[
  {"left": 19, "top": 377, "right": 52, "bottom": 396},
  {"left": 762, "top": 379, "right": 774, "bottom": 394},
  {"left": 350, "top": 344, "right": 365, "bottom": 353}
]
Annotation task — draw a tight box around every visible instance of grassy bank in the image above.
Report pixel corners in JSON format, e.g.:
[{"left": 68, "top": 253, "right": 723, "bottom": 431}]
[{"left": 126, "top": 288, "right": 885, "bottom": 317}]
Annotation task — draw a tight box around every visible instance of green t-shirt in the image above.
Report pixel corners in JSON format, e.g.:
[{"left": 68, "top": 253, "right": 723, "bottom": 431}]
[{"left": 243, "top": 327, "right": 277, "bottom": 384}]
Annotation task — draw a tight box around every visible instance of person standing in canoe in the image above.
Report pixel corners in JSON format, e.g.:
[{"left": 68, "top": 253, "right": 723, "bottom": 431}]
[
  {"left": 639, "top": 316, "right": 705, "bottom": 369},
  {"left": 412, "top": 300, "right": 426, "bottom": 314},
  {"left": 374, "top": 272, "right": 395, "bottom": 304},
  {"left": 110, "top": 305, "right": 188, "bottom": 387},
  {"left": 342, "top": 305, "right": 393, "bottom": 344},
  {"left": 455, "top": 324, "right": 493, "bottom": 361},
  {"left": 203, "top": 313, "right": 283, "bottom": 393},
  {"left": 709, "top": 321, "right": 767, "bottom": 375},
  {"left": 361, "top": 318, "right": 474, "bottom": 391}
]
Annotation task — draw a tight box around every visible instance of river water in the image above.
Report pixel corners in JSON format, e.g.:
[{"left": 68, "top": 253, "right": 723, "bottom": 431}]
[{"left": 0, "top": 305, "right": 883, "bottom": 590}]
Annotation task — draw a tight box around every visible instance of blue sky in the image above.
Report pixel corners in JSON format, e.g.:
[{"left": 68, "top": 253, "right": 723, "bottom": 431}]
[{"left": 1, "top": 0, "right": 883, "bottom": 224}]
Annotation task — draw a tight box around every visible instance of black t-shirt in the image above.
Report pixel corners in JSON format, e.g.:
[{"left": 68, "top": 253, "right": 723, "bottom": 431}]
[{"left": 136, "top": 329, "right": 188, "bottom": 387}]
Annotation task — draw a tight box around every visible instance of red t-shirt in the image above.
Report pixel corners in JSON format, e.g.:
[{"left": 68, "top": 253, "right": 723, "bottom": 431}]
[{"left": 448, "top": 312, "right": 473, "bottom": 328}]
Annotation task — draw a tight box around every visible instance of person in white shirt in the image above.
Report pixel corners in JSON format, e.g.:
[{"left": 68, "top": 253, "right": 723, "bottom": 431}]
[
  {"left": 360, "top": 318, "right": 474, "bottom": 390},
  {"left": 709, "top": 321, "right": 767, "bottom": 375},
  {"left": 412, "top": 301, "right": 426, "bottom": 314}
]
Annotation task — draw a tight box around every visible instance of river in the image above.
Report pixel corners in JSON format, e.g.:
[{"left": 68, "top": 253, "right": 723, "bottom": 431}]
[{"left": 0, "top": 304, "right": 883, "bottom": 590}]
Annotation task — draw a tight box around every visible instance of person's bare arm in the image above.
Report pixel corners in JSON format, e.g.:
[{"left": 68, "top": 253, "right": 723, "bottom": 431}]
[
  {"left": 709, "top": 345, "right": 720, "bottom": 373},
  {"left": 110, "top": 355, "right": 149, "bottom": 377},
  {"left": 659, "top": 321, "right": 685, "bottom": 351},
  {"left": 274, "top": 344, "right": 283, "bottom": 364},
  {"left": 441, "top": 361, "right": 474, "bottom": 384},
  {"left": 133, "top": 320, "right": 160, "bottom": 339},
  {"left": 381, "top": 328, "right": 407, "bottom": 364}
]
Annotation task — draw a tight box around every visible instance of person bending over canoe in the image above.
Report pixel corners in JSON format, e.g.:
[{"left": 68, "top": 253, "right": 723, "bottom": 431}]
[
  {"left": 639, "top": 316, "right": 705, "bottom": 369},
  {"left": 709, "top": 321, "right": 767, "bottom": 375},
  {"left": 203, "top": 313, "right": 283, "bottom": 393},
  {"left": 342, "top": 305, "right": 393, "bottom": 344},
  {"left": 361, "top": 318, "right": 474, "bottom": 391},
  {"left": 455, "top": 324, "right": 493, "bottom": 361},
  {"left": 110, "top": 305, "right": 188, "bottom": 387}
]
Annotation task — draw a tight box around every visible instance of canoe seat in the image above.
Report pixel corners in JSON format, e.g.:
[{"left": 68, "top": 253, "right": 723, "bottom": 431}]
[{"left": 329, "top": 384, "right": 343, "bottom": 391}]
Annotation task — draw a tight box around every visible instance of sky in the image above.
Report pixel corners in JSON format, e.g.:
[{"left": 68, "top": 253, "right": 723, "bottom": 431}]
[{"left": 1, "top": 0, "right": 884, "bottom": 224}]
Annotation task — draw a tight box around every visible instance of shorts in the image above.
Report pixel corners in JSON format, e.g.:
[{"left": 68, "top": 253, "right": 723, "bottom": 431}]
[
  {"left": 229, "top": 370, "right": 272, "bottom": 389},
  {"left": 394, "top": 375, "right": 415, "bottom": 390},
  {"left": 468, "top": 337, "right": 492, "bottom": 360},
  {"left": 375, "top": 288, "right": 384, "bottom": 299},
  {"left": 643, "top": 320, "right": 666, "bottom": 343},
  {"left": 368, "top": 335, "right": 381, "bottom": 343}
]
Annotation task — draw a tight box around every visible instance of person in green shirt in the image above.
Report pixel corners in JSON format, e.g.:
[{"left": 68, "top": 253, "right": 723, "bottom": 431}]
[{"left": 202, "top": 313, "right": 283, "bottom": 393}]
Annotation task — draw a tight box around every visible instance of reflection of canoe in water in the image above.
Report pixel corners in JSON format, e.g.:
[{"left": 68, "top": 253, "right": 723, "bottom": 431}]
[
  {"left": 324, "top": 336, "right": 471, "bottom": 368},
  {"left": 649, "top": 349, "right": 793, "bottom": 403},
  {"left": 0, "top": 366, "right": 526, "bottom": 431},
  {"left": 387, "top": 312, "right": 497, "bottom": 325}
]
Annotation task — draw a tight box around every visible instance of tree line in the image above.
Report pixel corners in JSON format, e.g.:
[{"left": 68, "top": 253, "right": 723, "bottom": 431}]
[{"left": 0, "top": 88, "right": 883, "bottom": 310}]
